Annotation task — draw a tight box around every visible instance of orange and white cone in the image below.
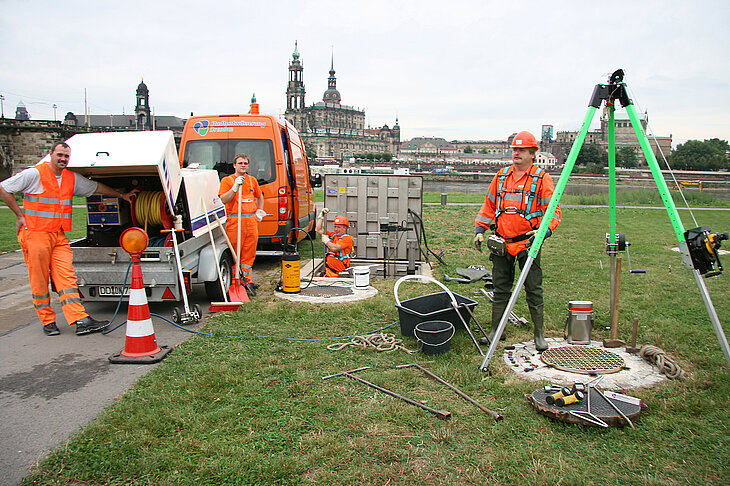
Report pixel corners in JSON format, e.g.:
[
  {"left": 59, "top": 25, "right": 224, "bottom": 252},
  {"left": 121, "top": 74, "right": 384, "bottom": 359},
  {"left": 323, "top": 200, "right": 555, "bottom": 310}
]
[{"left": 109, "top": 258, "right": 172, "bottom": 364}]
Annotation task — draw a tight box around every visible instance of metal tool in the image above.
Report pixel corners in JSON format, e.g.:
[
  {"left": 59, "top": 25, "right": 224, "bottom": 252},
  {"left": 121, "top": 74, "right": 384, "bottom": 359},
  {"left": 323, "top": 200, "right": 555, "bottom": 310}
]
[
  {"left": 201, "top": 196, "right": 242, "bottom": 312},
  {"left": 161, "top": 218, "right": 201, "bottom": 325},
  {"left": 481, "top": 289, "right": 528, "bottom": 326},
  {"left": 594, "top": 386, "right": 635, "bottom": 429},
  {"left": 603, "top": 257, "right": 625, "bottom": 348},
  {"left": 625, "top": 242, "right": 646, "bottom": 274},
  {"left": 396, "top": 363, "right": 502, "bottom": 421},
  {"left": 322, "top": 366, "right": 451, "bottom": 420},
  {"left": 570, "top": 385, "right": 608, "bottom": 428}
]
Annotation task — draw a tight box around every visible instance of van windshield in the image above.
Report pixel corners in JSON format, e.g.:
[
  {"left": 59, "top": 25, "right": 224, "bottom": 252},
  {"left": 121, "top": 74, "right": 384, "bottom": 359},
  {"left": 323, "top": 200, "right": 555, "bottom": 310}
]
[{"left": 183, "top": 139, "right": 275, "bottom": 185}]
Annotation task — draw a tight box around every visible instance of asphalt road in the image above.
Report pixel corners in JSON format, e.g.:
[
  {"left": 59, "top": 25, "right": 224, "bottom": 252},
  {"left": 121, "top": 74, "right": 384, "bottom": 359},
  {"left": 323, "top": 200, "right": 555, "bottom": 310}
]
[{"left": 0, "top": 250, "right": 277, "bottom": 486}]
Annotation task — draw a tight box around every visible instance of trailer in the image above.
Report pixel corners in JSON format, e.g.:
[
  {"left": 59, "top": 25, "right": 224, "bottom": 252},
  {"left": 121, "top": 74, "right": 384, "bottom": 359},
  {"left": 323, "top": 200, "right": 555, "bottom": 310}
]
[{"left": 54, "top": 131, "right": 232, "bottom": 305}]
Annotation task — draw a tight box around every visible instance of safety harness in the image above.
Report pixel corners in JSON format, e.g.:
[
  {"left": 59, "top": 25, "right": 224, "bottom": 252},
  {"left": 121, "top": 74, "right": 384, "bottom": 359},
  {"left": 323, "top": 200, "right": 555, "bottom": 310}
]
[
  {"left": 494, "top": 165, "right": 545, "bottom": 242},
  {"left": 325, "top": 234, "right": 354, "bottom": 274}
]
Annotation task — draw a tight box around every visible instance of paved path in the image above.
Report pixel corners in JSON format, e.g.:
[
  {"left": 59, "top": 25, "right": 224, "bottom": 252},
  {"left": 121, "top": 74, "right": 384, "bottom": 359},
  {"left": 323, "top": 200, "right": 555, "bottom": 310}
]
[{"left": 0, "top": 250, "right": 276, "bottom": 485}]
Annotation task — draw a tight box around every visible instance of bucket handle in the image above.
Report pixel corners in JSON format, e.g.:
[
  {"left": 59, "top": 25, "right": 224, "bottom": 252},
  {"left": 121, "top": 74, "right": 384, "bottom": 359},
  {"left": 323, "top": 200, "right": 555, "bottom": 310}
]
[
  {"left": 394, "top": 275, "right": 459, "bottom": 309},
  {"left": 414, "top": 322, "right": 456, "bottom": 349}
]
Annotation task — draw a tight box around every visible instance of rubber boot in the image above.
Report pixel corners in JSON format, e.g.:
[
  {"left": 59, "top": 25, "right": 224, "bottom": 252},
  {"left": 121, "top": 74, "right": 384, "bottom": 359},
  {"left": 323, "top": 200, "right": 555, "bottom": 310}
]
[
  {"left": 480, "top": 302, "right": 508, "bottom": 344},
  {"left": 530, "top": 306, "right": 548, "bottom": 352}
]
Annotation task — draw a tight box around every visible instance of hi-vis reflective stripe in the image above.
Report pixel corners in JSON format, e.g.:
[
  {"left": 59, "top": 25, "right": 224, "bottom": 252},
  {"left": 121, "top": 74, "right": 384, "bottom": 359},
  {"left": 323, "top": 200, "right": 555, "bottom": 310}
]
[
  {"left": 32, "top": 293, "right": 50, "bottom": 300},
  {"left": 61, "top": 297, "right": 82, "bottom": 305},
  {"left": 23, "top": 208, "right": 73, "bottom": 219},
  {"left": 230, "top": 212, "right": 257, "bottom": 218},
  {"left": 126, "top": 288, "right": 155, "bottom": 337},
  {"left": 34, "top": 302, "right": 52, "bottom": 309},
  {"left": 23, "top": 195, "right": 64, "bottom": 204},
  {"left": 58, "top": 288, "right": 79, "bottom": 296}
]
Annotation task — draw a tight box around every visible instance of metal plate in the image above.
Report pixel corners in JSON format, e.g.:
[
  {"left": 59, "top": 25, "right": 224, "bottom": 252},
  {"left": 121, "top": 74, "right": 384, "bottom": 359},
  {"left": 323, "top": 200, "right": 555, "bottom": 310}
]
[
  {"left": 301, "top": 285, "right": 354, "bottom": 298},
  {"left": 541, "top": 346, "right": 625, "bottom": 374},
  {"left": 527, "top": 388, "right": 641, "bottom": 427}
]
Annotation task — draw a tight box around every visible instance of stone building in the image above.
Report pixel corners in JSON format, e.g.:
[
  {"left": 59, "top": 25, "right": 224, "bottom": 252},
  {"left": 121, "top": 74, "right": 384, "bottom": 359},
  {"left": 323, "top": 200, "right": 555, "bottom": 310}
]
[
  {"left": 550, "top": 111, "right": 672, "bottom": 165},
  {"left": 63, "top": 79, "right": 186, "bottom": 141},
  {"left": 284, "top": 42, "right": 399, "bottom": 161}
]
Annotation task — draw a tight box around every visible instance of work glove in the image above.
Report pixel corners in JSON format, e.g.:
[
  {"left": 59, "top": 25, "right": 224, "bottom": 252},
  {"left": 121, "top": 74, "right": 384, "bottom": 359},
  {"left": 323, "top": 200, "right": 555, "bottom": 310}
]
[
  {"left": 474, "top": 233, "right": 484, "bottom": 252},
  {"left": 319, "top": 207, "right": 330, "bottom": 220},
  {"left": 525, "top": 228, "right": 552, "bottom": 248},
  {"left": 321, "top": 234, "right": 331, "bottom": 245},
  {"left": 232, "top": 176, "right": 245, "bottom": 192},
  {"left": 255, "top": 209, "right": 267, "bottom": 222}
]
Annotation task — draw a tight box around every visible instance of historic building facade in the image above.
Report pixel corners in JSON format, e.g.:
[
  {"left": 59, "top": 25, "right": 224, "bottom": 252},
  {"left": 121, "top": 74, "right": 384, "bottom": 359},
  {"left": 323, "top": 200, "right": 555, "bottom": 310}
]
[{"left": 284, "top": 42, "right": 400, "bottom": 161}]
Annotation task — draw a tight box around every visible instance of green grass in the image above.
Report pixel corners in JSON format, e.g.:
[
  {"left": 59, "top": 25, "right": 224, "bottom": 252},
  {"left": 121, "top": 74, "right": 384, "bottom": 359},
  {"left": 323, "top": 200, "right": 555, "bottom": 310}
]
[{"left": 21, "top": 204, "right": 730, "bottom": 485}]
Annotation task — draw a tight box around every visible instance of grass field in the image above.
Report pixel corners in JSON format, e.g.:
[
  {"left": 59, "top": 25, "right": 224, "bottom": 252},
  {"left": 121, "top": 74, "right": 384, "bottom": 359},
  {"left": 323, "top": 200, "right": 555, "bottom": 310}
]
[{"left": 20, "top": 200, "right": 730, "bottom": 485}]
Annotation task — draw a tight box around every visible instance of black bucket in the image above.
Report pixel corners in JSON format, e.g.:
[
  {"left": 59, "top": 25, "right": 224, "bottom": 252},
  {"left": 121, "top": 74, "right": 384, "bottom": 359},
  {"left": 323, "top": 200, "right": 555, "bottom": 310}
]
[
  {"left": 414, "top": 320, "right": 455, "bottom": 355},
  {"left": 396, "top": 292, "right": 478, "bottom": 337}
]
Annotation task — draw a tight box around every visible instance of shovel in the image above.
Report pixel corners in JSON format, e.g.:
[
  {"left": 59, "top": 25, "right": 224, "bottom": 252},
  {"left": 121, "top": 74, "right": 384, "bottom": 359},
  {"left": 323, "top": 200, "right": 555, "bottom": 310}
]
[
  {"left": 201, "top": 195, "right": 243, "bottom": 312},
  {"left": 228, "top": 184, "right": 249, "bottom": 303}
]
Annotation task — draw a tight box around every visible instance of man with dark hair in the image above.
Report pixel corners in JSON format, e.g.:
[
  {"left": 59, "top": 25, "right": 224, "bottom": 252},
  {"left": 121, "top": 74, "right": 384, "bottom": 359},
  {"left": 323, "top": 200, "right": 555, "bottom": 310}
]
[
  {"left": 474, "top": 131, "right": 561, "bottom": 351},
  {"left": 0, "top": 142, "right": 139, "bottom": 336}
]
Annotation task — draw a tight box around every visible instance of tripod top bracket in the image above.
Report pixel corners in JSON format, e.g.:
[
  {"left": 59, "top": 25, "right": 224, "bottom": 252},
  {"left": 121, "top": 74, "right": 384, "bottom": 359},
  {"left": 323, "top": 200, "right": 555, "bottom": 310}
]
[{"left": 589, "top": 69, "right": 632, "bottom": 109}]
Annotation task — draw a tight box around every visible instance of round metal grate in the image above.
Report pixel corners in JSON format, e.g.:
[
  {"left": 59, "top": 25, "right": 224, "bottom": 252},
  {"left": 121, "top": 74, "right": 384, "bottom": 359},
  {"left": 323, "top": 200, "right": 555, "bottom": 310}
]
[
  {"left": 300, "top": 285, "right": 354, "bottom": 298},
  {"left": 541, "top": 346, "right": 625, "bottom": 374}
]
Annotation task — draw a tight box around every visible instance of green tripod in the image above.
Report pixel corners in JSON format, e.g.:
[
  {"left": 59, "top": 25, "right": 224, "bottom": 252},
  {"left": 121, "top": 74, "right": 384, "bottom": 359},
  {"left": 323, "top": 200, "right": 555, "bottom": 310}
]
[{"left": 480, "top": 69, "right": 730, "bottom": 371}]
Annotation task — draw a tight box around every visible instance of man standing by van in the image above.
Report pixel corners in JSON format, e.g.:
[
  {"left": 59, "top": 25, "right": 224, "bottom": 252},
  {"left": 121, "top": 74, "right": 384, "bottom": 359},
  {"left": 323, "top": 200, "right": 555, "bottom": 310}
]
[
  {"left": 219, "top": 154, "right": 266, "bottom": 294},
  {"left": 0, "top": 142, "right": 138, "bottom": 336},
  {"left": 315, "top": 208, "right": 354, "bottom": 277},
  {"left": 474, "top": 131, "right": 561, "bottom": 351}
]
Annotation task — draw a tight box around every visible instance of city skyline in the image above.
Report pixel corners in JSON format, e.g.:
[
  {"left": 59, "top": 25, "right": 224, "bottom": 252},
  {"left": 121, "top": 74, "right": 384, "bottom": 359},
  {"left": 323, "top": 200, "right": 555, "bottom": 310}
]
[{"left": 2, "top": 0, "right": 728, "bottom": 148}]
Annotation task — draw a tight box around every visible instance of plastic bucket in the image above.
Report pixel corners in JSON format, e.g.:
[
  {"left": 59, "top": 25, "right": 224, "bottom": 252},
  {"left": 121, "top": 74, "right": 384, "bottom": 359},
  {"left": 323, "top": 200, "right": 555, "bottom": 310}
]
[
  {"left": 414, "top": 320, "right": 455, "bottom": 355},
  {"left": 353, "top": 266, "right": 370, "bottom": 289}
]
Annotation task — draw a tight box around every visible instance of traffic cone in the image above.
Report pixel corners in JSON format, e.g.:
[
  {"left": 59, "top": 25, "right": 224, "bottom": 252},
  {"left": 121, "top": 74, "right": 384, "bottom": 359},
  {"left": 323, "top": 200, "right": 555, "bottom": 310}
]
[{"left": 109, "top": 257, "right": 173, "bottom": 364}]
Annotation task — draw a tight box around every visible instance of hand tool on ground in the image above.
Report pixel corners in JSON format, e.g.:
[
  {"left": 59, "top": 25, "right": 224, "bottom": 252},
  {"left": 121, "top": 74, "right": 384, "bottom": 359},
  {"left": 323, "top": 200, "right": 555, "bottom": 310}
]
[
  {"left": 395, "top": 363, "right": 503, "bottom": 421},
  {"left": 322, "top": 366, "right": 451, "bottom": 420},
  {"left": 201, "top": 195, "right": 243, "bottom": 311},
  {"left": 480, "top": 289, "right": 528, "bottom": 326},
  {"left": 228, "top": 185, "right": 248, "bottom": 303},
  {"left": 603, "top": 257, "right": 625, "bottom": 347},
  {"left": 569, "top": 386, "right": 608, "bottom": 428},
  {"left": 593, "top": 385, "right": 635, "bottom": 429},
  {"left": 460, "top": 302, "right": 491, "bottom": 344},
  {"left": 626, "top": 317, "right": 641, "bottom": 353},
  {"left": 161, "top": 218, "right": 201, "bottom": 324}
]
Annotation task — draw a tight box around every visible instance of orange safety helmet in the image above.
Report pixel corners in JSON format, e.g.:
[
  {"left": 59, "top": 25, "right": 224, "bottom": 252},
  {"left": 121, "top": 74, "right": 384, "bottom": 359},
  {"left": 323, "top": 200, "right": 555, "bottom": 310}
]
[
  {"left": 510, "top": 131, "right": 539, "bottom": 149},
  {"left": 333, "top": 215, "right": 350, "bottom": 226}
]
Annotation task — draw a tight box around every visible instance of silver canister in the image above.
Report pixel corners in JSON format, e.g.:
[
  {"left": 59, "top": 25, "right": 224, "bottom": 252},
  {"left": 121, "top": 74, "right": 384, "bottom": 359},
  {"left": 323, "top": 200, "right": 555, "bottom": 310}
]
[{"left": 565, "top": 300, "right": 593, "bottom": 345}]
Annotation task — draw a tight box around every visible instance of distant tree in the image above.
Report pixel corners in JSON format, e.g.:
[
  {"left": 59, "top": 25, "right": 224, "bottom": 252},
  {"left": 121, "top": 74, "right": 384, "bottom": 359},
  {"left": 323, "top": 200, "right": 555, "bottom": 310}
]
[
  {"left": 669, "top": 139, "right": 730, "bottom": 170},
  {"left": 381, "top": 152, "right": 393, "bottom": 162},
  {"left": 463, "top": 145, "right": 474, "bottom": 154},
  {"left": 576, "top": 144, "right": 606, "bottom": 166},
  {"left": 303, "top": 140, "right": 317, "bottom": 160},
  {"left": 479, "top": 147, "right": 488, "bottom": 154},
  {"left": 617, "top": 147, "right": 638, "bottom": 168}
]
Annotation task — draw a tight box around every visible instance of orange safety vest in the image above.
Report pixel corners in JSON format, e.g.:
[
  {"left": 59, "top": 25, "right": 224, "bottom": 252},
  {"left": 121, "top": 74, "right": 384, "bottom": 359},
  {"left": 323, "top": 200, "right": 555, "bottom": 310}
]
[
  {"left": 23, "top": 163, "right": 75, "bottom": 232},
  {"left": 325, "top": 232, "right": 354, "bottom": 273},
  {"left": 220, "top": 174, "right": 261, "bottom": 218}
]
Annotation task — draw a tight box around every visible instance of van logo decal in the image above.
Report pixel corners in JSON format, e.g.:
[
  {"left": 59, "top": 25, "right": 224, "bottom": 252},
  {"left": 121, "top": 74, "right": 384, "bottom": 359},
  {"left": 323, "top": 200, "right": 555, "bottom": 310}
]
[{"left": 193, "top": 120, "right": 209, "bottom": 136}]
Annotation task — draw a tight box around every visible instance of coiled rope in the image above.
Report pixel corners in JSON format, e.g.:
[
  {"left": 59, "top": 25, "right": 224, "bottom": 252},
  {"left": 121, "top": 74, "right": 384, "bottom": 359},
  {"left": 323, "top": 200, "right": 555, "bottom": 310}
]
[
  {"left": 640, "top": 345, "right": 686, "bottom": 379},
  {"left": 327, "top": 332, "right": 417, "bottom": 354}
]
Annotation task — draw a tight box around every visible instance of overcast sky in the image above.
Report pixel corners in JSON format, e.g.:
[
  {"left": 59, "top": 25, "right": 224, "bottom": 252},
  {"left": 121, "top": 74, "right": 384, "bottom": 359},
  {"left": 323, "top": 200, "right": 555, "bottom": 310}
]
[{"left": 2, "top": 0, "right": 728, "bottom": 147}]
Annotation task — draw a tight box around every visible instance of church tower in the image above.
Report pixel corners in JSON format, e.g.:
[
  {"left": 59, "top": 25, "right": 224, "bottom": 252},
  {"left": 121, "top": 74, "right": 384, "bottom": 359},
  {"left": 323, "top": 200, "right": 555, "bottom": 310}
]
[
  {"left": 285, "top": 41, "right": 307, "bottom": 132},
  {"left": 322, "top": 52, "right": 341, "bottom": 105},
  {"left": 135, "top": 78, "right": 151, "bottom": 130}
]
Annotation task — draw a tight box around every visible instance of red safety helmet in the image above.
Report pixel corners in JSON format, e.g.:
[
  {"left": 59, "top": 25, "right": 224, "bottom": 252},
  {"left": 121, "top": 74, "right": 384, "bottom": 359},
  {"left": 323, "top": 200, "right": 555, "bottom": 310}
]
[
  {"left": 333, "top": 215, "right": 349, "bottom": 226},
  {"left": 510, "top": 131, "right": 539, "bottom": 149}
]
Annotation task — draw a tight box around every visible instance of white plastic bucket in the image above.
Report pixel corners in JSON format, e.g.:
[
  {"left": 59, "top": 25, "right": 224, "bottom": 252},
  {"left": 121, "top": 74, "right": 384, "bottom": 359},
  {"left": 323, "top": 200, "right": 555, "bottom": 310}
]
[{"left": 353, "top": 266, "right": 370, "bottom": 289}]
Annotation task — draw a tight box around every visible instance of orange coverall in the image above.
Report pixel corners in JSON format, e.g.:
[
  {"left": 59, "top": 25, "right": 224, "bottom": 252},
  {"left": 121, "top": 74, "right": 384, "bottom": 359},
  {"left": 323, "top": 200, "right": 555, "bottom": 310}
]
[
  {"left": 219, "top": 174, "right": 262, "bottom": 284},
  {"left": 20, "top": 163, "right": 87, "bottom": 326},
  {"left": 324, "top": 232, "right": 354, "bottom": 277}
]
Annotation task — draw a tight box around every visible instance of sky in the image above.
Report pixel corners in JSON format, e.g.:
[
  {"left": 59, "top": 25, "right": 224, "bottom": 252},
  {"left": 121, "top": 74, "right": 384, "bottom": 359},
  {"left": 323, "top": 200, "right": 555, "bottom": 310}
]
[{"left": 1, "top": 0, "right": 729, "bottom": 147}]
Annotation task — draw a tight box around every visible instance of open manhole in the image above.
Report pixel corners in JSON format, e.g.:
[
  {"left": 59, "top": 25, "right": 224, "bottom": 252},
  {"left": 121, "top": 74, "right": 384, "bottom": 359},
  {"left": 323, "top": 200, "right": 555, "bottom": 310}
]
[{"left": 541, "top": 346, "right": 625, "bottom": 374}]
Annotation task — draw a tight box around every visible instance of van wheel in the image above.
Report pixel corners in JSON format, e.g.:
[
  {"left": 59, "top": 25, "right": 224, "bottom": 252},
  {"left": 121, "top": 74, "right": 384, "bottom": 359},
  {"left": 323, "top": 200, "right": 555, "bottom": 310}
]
[{"left": 205, "top": 251, "right": 233, "bottom": 301}]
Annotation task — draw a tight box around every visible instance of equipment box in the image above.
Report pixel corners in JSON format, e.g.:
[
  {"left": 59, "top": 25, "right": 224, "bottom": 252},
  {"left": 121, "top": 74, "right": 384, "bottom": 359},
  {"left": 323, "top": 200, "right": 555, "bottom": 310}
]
[{"left": 396, "top": 291, "right": 478, "bottom": 338}]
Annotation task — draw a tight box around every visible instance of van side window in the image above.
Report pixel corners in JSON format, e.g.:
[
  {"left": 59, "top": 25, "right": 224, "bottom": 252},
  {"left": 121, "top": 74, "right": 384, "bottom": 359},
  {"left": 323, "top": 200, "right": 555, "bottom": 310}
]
[{"left": 231, "top": 139, "right": 276, "bottom": 185}]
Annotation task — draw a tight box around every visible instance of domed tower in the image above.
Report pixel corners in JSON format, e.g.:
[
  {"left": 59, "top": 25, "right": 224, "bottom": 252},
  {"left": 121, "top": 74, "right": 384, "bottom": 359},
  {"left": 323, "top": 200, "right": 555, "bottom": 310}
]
[
  {"left": 286, "top": 41, "right": 305, "bottom": 112},
  {"left": 322, "top": 52, "right": 341, "bottom": 105},
  {"left": 15, "top": 100, "right": 30, "bottom": 120},
  {"left": 135, "top": 78, "right": 151, "bottom": 130}
]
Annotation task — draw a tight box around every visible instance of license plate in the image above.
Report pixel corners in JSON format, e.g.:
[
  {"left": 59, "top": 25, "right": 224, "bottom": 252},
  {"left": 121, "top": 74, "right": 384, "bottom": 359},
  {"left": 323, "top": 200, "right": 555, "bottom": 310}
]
[{"left": 98, "top": 286, "right": 131, "bottom": 296}]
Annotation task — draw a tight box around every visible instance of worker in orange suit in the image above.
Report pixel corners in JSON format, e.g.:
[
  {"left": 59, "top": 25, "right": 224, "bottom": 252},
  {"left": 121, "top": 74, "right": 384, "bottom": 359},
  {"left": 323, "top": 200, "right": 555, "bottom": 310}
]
[
  {"left": 219, "top": 153, "right": 265, "bottom": 295},
  {"left": 0, "top": 142, "right": 139, "bottom": 336},
  {"left": 315, "top": 208, "right": 354, "bottom": 277},
  {"left": 474, "top": 131, "right": 561, "bottom": 351}
]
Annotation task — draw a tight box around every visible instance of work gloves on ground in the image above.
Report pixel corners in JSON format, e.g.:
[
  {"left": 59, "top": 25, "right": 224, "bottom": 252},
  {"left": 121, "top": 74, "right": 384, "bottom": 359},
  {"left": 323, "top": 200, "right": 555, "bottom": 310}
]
[
  {"left": 321, "top": 234, "right": 330, "bottom": 245},
  {"left": 525, "top": 228, "right": 552, "bottom": 248},
  {"left": 232, "top": 176, "right": 245, "bottom": 192},
  {"left": 474, "top": 227, "right": 486, "bottom": 252},
  {"left": 256, "top": 209, "right": 267, "bottom": 222}
]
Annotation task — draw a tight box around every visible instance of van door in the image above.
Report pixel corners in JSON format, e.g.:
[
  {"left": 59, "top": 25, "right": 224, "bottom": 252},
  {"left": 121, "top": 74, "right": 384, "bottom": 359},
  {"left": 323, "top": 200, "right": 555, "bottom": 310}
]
[{"left": 283, "top": 128, "right": 314, "bottom": 232}]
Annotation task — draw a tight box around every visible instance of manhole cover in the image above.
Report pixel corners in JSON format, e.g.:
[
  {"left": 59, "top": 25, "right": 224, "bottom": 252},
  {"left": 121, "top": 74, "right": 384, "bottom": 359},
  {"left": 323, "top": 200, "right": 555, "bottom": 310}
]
[
  {"left": 300, "top": 285, "right": 354, "bottom": 298},
  {"left": 541, "top": 346, "right": 625, "bottom": 374}
]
